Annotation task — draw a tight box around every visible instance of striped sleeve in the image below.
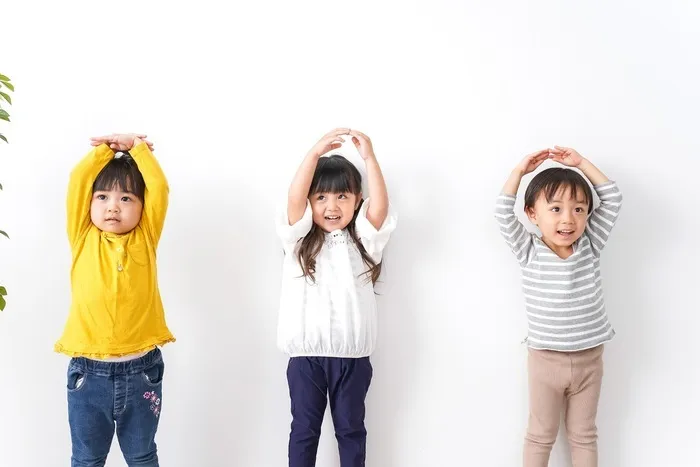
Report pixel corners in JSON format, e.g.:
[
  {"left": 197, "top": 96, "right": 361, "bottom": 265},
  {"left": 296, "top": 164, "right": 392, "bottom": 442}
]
[
  {"left": 585, "top": 181, "right": 623, "bottom": 256},
  {"left": 495, "top": 194, "right": 535, "bottom": 265}
]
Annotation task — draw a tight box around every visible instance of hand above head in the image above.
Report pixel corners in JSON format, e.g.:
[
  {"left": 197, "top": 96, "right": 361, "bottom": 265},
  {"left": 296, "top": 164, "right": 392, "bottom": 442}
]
[
  {"left": 515, "top": 149, "right": 551, "bottom": 175},
  {"left": 90, "top": 133, "right": 154, "bottom": 152},
  {"left": 549, "top": 146, "right": 584, "bottom": 167},
  {"left": 307, "top": 128, "right": 350, "bottom": 158},
  {"left": 347, "top": 130, "right": 376, "bottom": 161}
]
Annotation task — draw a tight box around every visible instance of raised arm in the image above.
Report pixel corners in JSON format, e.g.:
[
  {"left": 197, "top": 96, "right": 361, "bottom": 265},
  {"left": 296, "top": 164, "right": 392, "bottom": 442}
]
[
  {"left": 66, "top": 144, "right": 114, "bottom": 247},
  {"left": 550, "top": 146, "right": 623, "bottom": 254},
  {"left": 495, "top": 150, "right": 550, "bottom": 264},
  {"left": 287, "top": 128, "right": 349, "bottom": 225},
  {"left": 88, "top": 133, "right": 167, "bottom": 245},
  {"left": 349, "top": 130, "right": 388, "bottom": 230}
]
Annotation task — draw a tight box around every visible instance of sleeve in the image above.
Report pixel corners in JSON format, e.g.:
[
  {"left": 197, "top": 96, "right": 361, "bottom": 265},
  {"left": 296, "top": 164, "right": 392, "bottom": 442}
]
[
  {"left": 276, "top": 200, "right": 314, "bottom": 252},
  {"left": 66, "top": 144, "right": 114, "bottom": 248},
  {"left": 354, "top": 198, "right": 398, "bottom": 264},
  {"left": 129, "top": 143, "right": 169, "bottom": 247},
  {"left": 585, "top": 181, "right": 623, "bottom": 256},
  {"left": 494, "top": 194, "right": 536, "bottom": 265}
]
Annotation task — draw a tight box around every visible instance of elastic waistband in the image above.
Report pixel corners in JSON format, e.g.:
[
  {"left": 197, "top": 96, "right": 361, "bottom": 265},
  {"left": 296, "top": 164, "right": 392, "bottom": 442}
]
[{"left": 69, "top": 348, "right": 162, "bottom": 376}]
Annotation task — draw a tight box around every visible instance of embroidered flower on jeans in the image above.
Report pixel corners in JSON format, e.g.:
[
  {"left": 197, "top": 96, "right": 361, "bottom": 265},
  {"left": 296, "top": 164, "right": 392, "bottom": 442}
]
[{"left": 143, "top": 391, "right": 161, "bottom": 417}]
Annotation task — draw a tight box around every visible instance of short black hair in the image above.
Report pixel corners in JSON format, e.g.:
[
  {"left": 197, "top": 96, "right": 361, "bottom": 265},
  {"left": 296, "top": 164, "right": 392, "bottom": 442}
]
[
  {"left": 92, "top": 152, "right": 146, "bottom": 202},
  {"left": 524, "top": 168, "right": 593, "bottom": 213}
]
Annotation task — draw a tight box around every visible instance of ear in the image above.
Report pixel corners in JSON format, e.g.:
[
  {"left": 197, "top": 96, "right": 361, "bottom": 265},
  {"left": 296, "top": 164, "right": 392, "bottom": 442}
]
[
  {"left": 525, "top": 205, "right": 538, "bottom": 225},
  {"left": 355, "top": 193, "right": 363, "bottom": 210}
]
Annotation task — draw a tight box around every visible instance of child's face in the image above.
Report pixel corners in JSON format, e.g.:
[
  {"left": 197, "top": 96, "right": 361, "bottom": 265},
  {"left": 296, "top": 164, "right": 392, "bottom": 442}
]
[
  {"left": 90, "top": 189, "right": 143, "bottom": 234},
  {"left": 526, "top": 186, "right": 589, "bottom": 253},
  {"left": 309, "top": 191, "right": 361, "bottom": 232}
]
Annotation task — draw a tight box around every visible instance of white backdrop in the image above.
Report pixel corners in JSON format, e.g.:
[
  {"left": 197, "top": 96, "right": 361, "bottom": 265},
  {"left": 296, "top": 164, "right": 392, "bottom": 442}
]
[{"left": 1, "top": 1, "right": 698, "bottom": 466}]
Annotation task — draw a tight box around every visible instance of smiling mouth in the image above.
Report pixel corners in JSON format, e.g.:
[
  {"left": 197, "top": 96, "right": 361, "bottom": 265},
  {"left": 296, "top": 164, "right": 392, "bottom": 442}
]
[
  {"left": 325, "top": 216, "right": 341, "bottom": 221},
  {"left": 557, "top": 229, "right": 574, "bottom": 236}
]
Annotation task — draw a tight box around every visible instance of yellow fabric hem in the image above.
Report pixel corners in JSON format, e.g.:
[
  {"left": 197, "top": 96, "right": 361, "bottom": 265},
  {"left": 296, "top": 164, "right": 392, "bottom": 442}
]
[{"left": 54, "top": 337, "right": 176, "bottom": 359}]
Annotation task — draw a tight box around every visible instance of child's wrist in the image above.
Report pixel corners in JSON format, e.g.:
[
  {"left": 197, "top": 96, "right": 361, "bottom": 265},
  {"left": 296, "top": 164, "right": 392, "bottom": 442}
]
[{"left": 577, "top": 158, "right": 592, "bottom": 170}]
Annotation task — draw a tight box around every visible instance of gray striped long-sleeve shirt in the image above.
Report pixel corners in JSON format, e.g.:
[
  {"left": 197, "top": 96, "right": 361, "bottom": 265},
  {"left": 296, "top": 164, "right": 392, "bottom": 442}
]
[{"left": 494, "top": 181, "right": 623, "bottom": 352}]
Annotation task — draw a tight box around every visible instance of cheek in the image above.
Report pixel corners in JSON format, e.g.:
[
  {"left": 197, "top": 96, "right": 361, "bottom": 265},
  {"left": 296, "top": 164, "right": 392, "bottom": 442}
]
[{"left": 126, "top": 204, "right": 143, "bottom": 221}]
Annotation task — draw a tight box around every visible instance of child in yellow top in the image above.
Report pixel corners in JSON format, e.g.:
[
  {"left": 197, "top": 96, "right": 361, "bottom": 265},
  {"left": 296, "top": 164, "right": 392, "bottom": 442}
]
[{"left": 57, "top": 133, "right": 174, "bottom": 467}]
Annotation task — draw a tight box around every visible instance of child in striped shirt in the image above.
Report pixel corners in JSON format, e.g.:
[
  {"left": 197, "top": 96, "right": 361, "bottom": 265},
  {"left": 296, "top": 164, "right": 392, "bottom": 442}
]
[{"left": 495, "top": 146, "right": 623, "bottom": 467}]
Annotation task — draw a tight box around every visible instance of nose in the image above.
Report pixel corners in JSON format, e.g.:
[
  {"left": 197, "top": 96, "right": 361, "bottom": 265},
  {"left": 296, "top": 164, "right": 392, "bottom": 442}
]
[
  {"left": 561, "top": 210, "right": 574, "bottom": 223},
  {"left": 326, "top": 198, "right": 339, "bottom": 210},
  {"left": 107, "top": 201, "right": 120, "bottom": 213}
]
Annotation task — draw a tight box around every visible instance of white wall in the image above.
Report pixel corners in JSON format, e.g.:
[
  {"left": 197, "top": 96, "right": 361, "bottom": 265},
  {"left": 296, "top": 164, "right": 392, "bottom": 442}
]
[{"left": 1, "top": 0, "right": 698, "bottom": 466}]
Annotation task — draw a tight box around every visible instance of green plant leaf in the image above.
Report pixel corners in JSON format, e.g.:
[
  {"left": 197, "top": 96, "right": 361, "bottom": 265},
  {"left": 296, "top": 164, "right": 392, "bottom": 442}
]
[
  {"left": 0, "top": 74, "right": 10, "bottom": 81},
  {"left": 0, "top": 109, "right": 9, "bottom": 122},
  {"left": 0, "top": 294, "right": 5, "bottom": 311},
  {"left": 0, "top": 91, "right": 11, "bottom": 104},
  {"left": 0, "top": 230, "right": 8, "bottom": 239},
  {"left": 0, "top": 182, "right": 3, "bottom": 189},
  {"left": 0, "top": 134, "right": 6, "bottom": 143},
  {"left": 1, "top": 81, "right": 14, "bottom": 92},
  {"left": 0, "top": 286, "right": 6, "bottom": 295}
]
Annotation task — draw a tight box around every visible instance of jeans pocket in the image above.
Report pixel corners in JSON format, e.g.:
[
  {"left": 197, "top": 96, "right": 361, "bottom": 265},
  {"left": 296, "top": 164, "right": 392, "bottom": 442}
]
[
  {"left": 67, "top": 365, "right": 87, "bottom": 393},
  {"left": 142, "top": 360, "right": 165, "bottom": 387}
]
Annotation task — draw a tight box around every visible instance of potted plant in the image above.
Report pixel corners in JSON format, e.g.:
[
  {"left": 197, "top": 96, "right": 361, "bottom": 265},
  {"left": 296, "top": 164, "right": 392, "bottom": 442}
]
[{"left": 0, "top": 73, "right": 14, "bottom": 310}]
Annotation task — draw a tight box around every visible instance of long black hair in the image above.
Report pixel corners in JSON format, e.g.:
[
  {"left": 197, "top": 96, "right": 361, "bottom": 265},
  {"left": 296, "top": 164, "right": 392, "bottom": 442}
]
[{"left": 297, "top": 155, "right": 381, "bottom": 284}]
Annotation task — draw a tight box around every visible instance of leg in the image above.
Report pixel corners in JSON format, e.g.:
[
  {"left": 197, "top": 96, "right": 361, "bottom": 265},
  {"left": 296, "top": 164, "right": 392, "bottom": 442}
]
[
  {"left": 524, "top": 349, "right": 568, "bottom": 467},
  {"left": 287, "top": 357, "right": 329, "bottom": 467},
  {"left": 328, "top": 357, "right": 373, "bottom": 467},
  {"left": 67, "top": 364, "right": 115, "bottom": 467},
  {"left": 565, "top": 345, "right": 604, "bottom": 467},
  {"left": 116, "top": 360, "right": 164, "bottom": 467}
]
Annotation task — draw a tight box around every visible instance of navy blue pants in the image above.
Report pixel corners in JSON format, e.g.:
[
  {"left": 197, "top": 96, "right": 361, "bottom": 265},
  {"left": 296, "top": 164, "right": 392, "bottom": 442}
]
[{"left": 287, "top": 356, "right": 373, "bottom": 467}]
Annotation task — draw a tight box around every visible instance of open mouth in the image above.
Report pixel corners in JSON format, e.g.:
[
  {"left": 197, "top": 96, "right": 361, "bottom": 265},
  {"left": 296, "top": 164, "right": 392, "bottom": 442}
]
[
  {"left": 325, "top": 215, "right": 341, "bottom": 221},
  {"left": 557, "top": 229, "right": 575, "bottom": 237}
]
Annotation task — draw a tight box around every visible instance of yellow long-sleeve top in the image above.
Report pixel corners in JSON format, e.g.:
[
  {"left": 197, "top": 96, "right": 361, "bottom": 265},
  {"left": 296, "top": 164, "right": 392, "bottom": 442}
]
[{"left": 55, "top": 143, "right": 175, "bottom": 358}]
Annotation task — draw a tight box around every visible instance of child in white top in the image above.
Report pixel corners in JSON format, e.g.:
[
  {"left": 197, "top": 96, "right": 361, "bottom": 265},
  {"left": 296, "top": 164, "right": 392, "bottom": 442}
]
[{"left": 276, "top": 128, "right": 397, "bottom": 467}]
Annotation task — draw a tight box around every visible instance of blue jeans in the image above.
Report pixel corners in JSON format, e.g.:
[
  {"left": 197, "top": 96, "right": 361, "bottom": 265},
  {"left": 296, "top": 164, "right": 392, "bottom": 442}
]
[
  {"left": 67, "top": 349, "right": 164, "bottom": 467},
  {"left": 287, "top": 357, "right": 373, "bottom": 467}
]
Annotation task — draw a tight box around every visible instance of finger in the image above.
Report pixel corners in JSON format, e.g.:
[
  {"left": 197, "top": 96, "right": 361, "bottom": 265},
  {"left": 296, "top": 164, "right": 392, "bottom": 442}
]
[
  {"left": 90, "top": 136, "right": 114, "bottom": 142},
  {"left": 526, "top": 149, "right": 548, "bottom": 160},
  {"left": 349, "top": 130, "right": 369, "bottom": 141},
  {"left": 325, "top": 128, "right": 350, "bottom": 138}
]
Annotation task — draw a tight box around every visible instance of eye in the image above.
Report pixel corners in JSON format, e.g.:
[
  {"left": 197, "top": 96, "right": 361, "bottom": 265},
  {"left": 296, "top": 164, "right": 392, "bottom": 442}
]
[
  {"left": 121, "top": 196, "right": 132, "bottom": 202},
  {"left": 575, "top": 207, "right": 585, "bottom": 213},
  {"left": 550, "top": 207, "right": 560, "bottom": 212},
  {"left": 316, "top": 194, "right": 326, "bottom": 201},
  {"left": 96, "top": 194, "right": 107, "bottom": 201},
  {"left": 338, "top": 193, "right": 348, "bottom": 200}
]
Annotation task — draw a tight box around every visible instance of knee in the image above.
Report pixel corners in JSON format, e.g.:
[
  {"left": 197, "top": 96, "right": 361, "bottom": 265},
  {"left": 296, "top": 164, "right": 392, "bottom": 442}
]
[
  {"left": 122, "top": 450, "right": 158, "bottom": 466},
  {"left": 566, "top": 422, "right": 598, "bottom": 446}
]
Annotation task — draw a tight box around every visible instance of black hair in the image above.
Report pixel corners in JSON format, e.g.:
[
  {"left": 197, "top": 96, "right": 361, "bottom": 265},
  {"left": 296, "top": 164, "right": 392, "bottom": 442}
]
[
  {"left": 297, "top": 155, "right": 382, "bottom": 285},
  {"left": 524, "top": 168, "right": 593, "bottom": 213},
  {"left": 308, "top": 155, "right": 363, "bottom": 196},
  {"left": 92, "top": 152, "right": 146, "bottom": 202}
]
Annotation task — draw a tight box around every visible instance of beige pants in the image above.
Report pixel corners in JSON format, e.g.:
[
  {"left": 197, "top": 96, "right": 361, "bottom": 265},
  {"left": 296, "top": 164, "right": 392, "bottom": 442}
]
[{"left": 524, "top": 344, "right": 604, "bottom": 467}]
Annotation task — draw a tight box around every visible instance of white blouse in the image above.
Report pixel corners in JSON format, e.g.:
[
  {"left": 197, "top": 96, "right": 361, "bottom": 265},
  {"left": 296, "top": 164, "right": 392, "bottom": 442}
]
[{"left": 276, "top": 199, "right": 398, "bottom": 358}]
